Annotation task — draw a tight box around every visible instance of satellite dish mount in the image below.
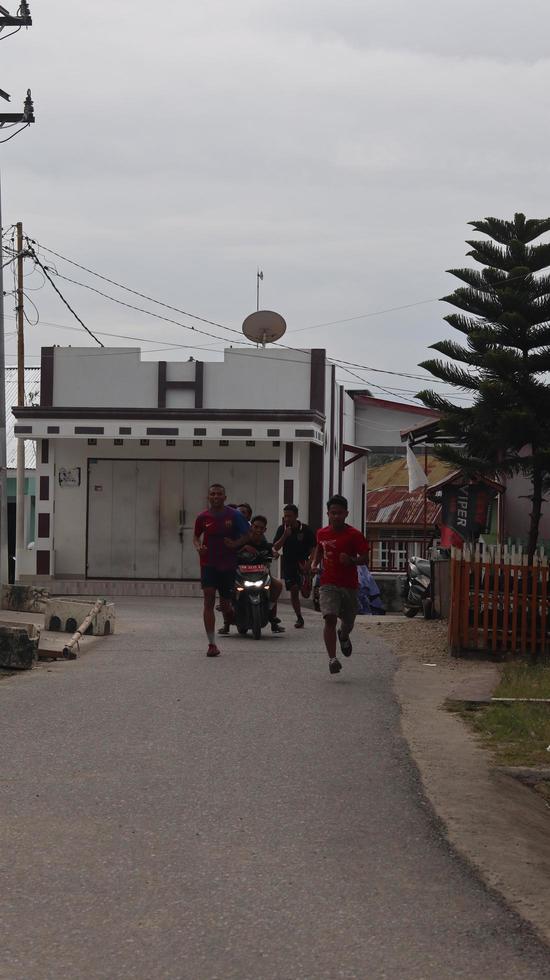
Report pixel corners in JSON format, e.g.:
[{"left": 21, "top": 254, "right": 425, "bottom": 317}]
[{"left": 242, "top": 310, "right": 287, "bottom": 347}]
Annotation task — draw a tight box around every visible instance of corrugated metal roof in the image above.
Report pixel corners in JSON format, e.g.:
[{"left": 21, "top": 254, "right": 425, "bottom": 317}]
[
  {"left": 366, "top": 487, "right": 441, "bottom": 527},
  {"left": 368, "top": 455, "right": 454, "bottom": 490},
  {"left": 6, "top": 367, "right": 40, "bottom": 470}
]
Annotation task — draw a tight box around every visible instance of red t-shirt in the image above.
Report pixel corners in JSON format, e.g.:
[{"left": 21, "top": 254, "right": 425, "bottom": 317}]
[{"left": 316, "top": 524, "right": 369, "bottom": 589}]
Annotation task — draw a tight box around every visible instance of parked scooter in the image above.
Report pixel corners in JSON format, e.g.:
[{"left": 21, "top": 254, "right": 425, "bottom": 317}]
[
  {"left": 234, "top": 556, "right": 272, "bottom": 639},
  {"left": 401, "top": 555, "right": 432, "bottom": 618}
]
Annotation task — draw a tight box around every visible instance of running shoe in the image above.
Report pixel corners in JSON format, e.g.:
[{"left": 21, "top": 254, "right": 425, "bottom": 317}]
[
  {"left": 271, "top": 622, "right": 285, "bottom": 633},
  {"left": 329, "top": 657, "right": 342, "bottom": 675},
  {"left": 337, "top": 629, "right": 352, "bottom": 657},
  {"left": 207, "top": 644, "right": 221, "bottom": 657},
  {"left": 294, "top": 616, "right": 305, "bottom": 629},
  {"left": 218, "top": 624, "right": 230, "bottom": 635}
]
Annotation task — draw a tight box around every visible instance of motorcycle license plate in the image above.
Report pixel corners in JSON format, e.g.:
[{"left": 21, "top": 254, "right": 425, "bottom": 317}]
[{"left": 238, "top": 564, "right": 265, "bottom": 573}]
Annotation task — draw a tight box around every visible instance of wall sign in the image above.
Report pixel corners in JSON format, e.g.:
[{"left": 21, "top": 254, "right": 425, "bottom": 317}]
[{"left": 58, "top": 466, "right": 81, "bottom": 488}]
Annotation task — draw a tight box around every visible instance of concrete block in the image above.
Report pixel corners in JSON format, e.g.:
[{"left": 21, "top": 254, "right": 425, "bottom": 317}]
[
  {"left": 1, "top": 584, "right": 49, "bottom": 614},
  {"left": 0, "top": 626, "right": 38, "bottom": 670},
  {"left": 44, "top": 598, "right": 115, "bottom": 636}
]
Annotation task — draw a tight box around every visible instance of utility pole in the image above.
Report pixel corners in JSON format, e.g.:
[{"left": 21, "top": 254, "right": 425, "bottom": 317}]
[
  {"left": 15, "top": 221, "right": 25, "bottom": 579},
  {"left": 0, "top": 181, "right": 7, "bottom": 584},
  {"left": 0, "top": 1, "right": 34, "bottom": 585}
]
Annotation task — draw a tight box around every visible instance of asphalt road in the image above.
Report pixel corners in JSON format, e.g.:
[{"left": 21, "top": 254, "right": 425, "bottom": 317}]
[{"left": 1, "top": 598, "right": 550, "bottom": 980}]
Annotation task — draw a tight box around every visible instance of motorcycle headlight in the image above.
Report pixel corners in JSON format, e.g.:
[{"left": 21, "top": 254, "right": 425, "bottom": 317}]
[{"left": 244, "top": 579, "right": 262, "bottom": 587}]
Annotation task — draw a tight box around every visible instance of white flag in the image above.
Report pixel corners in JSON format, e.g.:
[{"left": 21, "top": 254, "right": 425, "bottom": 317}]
[{"left": 407, "top": 443, "right": 428, "bottom": 493}]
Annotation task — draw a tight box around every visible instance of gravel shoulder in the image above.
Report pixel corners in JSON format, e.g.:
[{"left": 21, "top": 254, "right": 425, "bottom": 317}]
[{"left": 360, "top": 615, "right": 550, "bottom": 945}]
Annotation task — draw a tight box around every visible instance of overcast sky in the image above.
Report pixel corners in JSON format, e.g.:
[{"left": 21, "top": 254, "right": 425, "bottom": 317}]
[{"left": 2, "top": 0, "right": 550, "bottom": 404}]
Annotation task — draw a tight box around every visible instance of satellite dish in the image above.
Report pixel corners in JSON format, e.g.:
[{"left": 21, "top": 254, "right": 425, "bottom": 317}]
[{"left": 242, "top": 310, "right": 287, "bottom": 346}]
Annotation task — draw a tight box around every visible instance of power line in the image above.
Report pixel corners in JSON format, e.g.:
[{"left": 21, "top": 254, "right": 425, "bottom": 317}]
[
  {"left": 23, "top": 237, "right": 484, "bottom": 397},
  {"left": 25, "top": 244, "right": 104, "bottom": 347},
  {"left": 29, "top": 239, "right": 247, "bottom": 340},
  {"left": 0, "top": 122, "right": 29, "bottom": 144}
]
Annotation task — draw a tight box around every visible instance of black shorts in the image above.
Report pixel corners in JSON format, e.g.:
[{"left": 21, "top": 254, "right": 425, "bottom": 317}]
[
  {"left": 200, "top": 567, "right": 235, "bottom": 599},
  {"left": 284, "top": 565, "right": 302, "bottom": 590}
]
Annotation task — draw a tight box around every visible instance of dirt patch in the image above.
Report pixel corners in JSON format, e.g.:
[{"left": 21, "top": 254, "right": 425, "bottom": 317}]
[{"left": 360, "top": 615, "right": 453, "bottom": 666}]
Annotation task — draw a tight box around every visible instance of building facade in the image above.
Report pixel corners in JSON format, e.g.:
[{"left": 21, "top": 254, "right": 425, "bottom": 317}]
[{"left": 13, "top": 346, "right": 362, "bottom": 589}]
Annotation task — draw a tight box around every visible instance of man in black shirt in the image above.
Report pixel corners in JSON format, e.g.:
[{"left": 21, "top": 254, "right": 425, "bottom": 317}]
[{"left": 273, "top": 504, "right": 316, "bottom": 628}]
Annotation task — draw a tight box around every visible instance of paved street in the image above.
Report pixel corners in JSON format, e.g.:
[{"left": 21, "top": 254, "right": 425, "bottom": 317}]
[{"left": 1, "top": 598, "right": 550, "bottom": 980}]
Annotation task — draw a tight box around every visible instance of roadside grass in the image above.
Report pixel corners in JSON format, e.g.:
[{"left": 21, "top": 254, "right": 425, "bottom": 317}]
[{"left": 458, "top": 661, "right": 550, "bottom": 767}]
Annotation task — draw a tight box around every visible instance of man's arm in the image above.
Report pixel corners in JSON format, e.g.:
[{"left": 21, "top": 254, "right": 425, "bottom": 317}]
[
  {"left": 339, "top": 531, "right": 369, "bottom": 566},
  {"left": 272, "top": 525, "right": 288, "bottom": 552},
  {"left": 310, "top": 542, "right": 322, "bottom": 572},
  {"left": 193, "top": 517, "right": 205, "bottom": 553}
]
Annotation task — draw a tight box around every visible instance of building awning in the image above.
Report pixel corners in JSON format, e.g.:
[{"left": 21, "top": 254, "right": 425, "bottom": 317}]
[{"left": 12, "top": 407, "right": 325, "bottom": 445}]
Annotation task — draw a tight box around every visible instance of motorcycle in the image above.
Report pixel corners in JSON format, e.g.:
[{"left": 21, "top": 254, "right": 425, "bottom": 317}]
[
  {"left": 401, "top": 555, "right": 432, "bottom": 618},
  {"left": 234, "top": 555, "right": 272, "bottom": 639}
]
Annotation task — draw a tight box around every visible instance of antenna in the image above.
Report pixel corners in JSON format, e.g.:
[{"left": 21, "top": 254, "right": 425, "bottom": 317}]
[{"left": 242, "top": 310, "right": 287, "bottom": 347}]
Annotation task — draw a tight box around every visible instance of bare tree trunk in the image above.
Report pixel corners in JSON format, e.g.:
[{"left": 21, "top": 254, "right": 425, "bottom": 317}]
[{"left": 527, "top": 464, "right": 544, "bottom": 564}]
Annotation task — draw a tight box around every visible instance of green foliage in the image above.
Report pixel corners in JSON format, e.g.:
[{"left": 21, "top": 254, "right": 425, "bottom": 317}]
[{"left": 418, "top": 213, "right": 550, "bottom": 556}]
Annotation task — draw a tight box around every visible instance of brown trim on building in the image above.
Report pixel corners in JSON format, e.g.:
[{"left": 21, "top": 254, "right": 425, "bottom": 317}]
[
  {"left": 39, "top": 475, "right": 49, "bottom": 501},
  {"left": 338, "top": 388, "right": 344, "bottom": 494},
  {"left": 36, "top": 550, "right": 50, "bottom": 575},
  {"left": 195, "top": 361, "right": 204, "bottom": 408},
  {"left": 40, "top": 347, "right": 54, "bottom": 407},
  {"left": 37, "top": 513, "right": 50, "bottom": 538},
  {"left": 158, "top": 360, "right": 205, "bottom": 409},
  {"left": 309, "top": 349, "right": 326, "bottom": 413},
  {"left": 308, "top": 444, "right": 324, "bottom": 532},
  {"left": 14, "top": 407, "right": 325, "bottom": 424},
  {"left": 329, "top": 364, "right": 335, "bottom": 496},
  {"left": 41, "top": 440, "right": 49, "bottom": 465},
  {"left": 157, "top": 361, "right": 167, "bottom": 408},
  {"left": 283, "top": 479, "right": 294, "bottom": 504}
]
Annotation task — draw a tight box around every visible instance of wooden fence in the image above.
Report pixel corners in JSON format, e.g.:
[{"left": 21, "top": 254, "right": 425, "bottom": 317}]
[{"left": 448, "top": 545, "right": 549, "bottom": 657}]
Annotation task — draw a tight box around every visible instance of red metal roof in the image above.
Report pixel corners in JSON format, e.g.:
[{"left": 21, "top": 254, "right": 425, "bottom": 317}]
[
  {"left": 366, "top": 487, "right": 441, "bottom": 527},
  {"left": 350, "top": 393, "right": 440, "bottom": 417}
]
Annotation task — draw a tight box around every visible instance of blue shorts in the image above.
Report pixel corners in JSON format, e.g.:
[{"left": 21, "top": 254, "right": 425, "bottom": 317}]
[{"left": 200, "top": 566, "right": 235, "bottom": 599}]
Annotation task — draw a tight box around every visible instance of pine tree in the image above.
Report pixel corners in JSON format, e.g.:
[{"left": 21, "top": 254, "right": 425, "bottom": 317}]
[{"left": 417, "top": 213, "right": 550, "bottom": 560}]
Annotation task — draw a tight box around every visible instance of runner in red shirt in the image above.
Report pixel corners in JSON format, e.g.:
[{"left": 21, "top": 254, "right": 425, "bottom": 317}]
[
  {"left": 193, "top": 483, "right": 250, "bottom": 657},
  {"left": 312, "top": 494, "right": 369, "bottom": 675}
]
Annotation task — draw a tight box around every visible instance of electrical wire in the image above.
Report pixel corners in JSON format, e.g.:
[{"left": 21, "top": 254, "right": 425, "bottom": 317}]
[
  {"left": 22, "top": 290, "right": 40, "bottom": 326},
  {"left": 25, "top": 244, "right": 104, "bottom": 347},
  {"left": 0, "top": 25, "right": 21, "bottom": 40},
  {"left": 0, "top": 123, "right": 29, "bottom": 144},
  {"left": 49, "top": 269, "right": 258, "bottom": 349},
  {"left": 29, "top": 239, "right": 248, "bottom": 341}
]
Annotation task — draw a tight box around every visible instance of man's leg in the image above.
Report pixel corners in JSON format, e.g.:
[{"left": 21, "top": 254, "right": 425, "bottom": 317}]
[
  {"left": 319, "top": 586, "right": 343, "bottom": 674},
  {"left": 289, "top": 582, "right": 304, "bottom": 627},
  {"left": 269, "top": 578, "right": 285, "bottom": 632},
  {"left": 323, "top": 613, "right": 338, "bottom": 658},
  {"left": 203, "top": 587, "right": 220, "bottom": 656},
  {"left": 218, "top": 571, "right": 235, "bottom": 636},
  {"left": 337, "top": 589, "right": 358, "bottom": 657}
]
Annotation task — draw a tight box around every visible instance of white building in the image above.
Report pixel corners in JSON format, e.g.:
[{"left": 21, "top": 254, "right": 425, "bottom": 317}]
[{"left": 13, "top": 345, "right": 364, "bottom": 592}]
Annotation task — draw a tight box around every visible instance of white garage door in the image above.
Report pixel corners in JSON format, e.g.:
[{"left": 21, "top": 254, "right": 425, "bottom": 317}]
[{"left": 87, "top": 459, "right": 279, "bottom": 579}]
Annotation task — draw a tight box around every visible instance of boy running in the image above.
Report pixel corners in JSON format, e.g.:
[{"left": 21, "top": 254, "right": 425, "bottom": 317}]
[
  {"left": 193, "top": 483, "right": 250, "bottom": 657},
  {"left": 273, "top": 504, "right": 316, "bottom": 628},
  {"left": 311, "top": 494, "right": 369, "bottom": 675}
]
